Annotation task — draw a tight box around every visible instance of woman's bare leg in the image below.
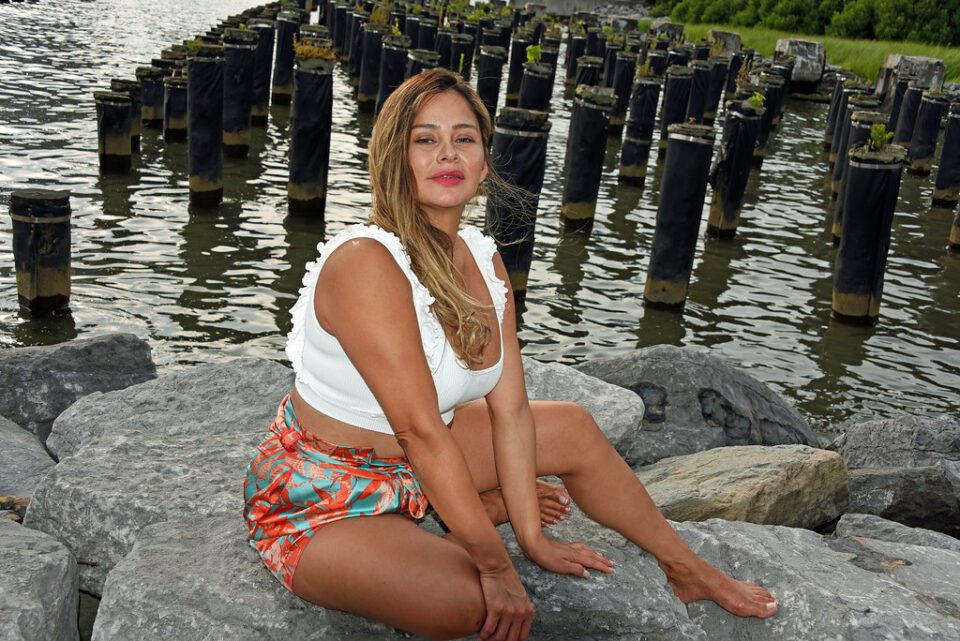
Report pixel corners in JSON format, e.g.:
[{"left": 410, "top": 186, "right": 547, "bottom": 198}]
[
  {"left": 292, "top": 514, "right": 485, "bottom": 640},
  {"left": 479, "top": 479, "right": 571, "bottom": 526},
  {"left": 449, "top": 399, "right": 778, "bottom": 618}
]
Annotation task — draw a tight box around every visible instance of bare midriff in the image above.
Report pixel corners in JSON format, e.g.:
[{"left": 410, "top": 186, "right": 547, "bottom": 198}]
[{"left": 289, "top": 385, "right": 408, "bottom": 458}]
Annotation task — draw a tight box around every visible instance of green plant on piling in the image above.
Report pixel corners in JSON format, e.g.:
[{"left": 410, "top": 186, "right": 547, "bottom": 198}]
[
  {"left": 184, "top": 38, "right": 203, "bottom": 55},
  {"left": 526, "top": 44, "right": 541, "bottom": 63},
  {"left": 391, "top": 19, "right": 401, "bottom": 36},
  {"left": 748, "top": 91, "right": 766, "bottom": 108},
  {"left": 601, "top": 24, "right": 613, "bottom": 37},
  {"left": 369, "top": 1, "right": 390, "bottom": 26},
  {"left": 294, "top": 37, "right": 336, "bottom": 61},
  {"left": 458, "top": 52, "right": 465, "bottom": 74},
  {"left": 635, "top": 58, "right": 655, "bottom": 78},
  {"left": 868, "top": 124, "right": 894, "bottom": 151}
]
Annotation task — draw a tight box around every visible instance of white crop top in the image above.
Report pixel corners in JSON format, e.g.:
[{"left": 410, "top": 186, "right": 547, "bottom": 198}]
[{"left": 286, "top": 223, "right": 507, "bottom": 434}]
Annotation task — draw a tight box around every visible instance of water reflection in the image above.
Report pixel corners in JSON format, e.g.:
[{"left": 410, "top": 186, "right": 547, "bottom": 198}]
[{"left": 0, "top": 0, "right": 957, "bottom": 433}]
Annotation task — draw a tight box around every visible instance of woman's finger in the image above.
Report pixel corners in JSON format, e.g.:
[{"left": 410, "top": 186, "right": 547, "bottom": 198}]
[{"left": 479, "top": 609, "right": 501, "bottom": 640}]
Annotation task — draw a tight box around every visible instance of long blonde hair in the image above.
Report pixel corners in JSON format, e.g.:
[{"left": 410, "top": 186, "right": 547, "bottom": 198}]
[{"left": 368, "top": 68, "right": 495, "bottom": 366}]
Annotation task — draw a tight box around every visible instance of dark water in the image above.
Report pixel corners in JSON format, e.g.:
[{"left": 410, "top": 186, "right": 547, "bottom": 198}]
[{"left": 0, "top": 0, "right": 957, "bottom": 436}]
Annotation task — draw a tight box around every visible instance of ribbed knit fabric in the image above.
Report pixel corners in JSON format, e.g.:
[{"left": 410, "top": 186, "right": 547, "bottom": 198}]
[{"left": 286, "top": 224, "right": 507, "bottom": 434}]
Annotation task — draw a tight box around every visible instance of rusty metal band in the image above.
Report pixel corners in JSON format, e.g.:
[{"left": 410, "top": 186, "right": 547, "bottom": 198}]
[
  {"left": 848, "top": 160, "right": 902, "bottom": 170},
  {"left": 10, "top": 214, "right": 71, "bottom": 224},
  {"left": 494, "top": 126, "right": 549, "bottom": 138},
  {"left": 669, "top": 133, "right": 714, "bottom": 145},
  {"left": 623, "top": 136, "right": 652, "bottom": 145}
]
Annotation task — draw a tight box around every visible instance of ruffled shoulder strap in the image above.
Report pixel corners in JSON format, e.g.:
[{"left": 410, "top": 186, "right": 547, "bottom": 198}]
[
  {"left": 285, "top": 224, "right": 446, "bottom": 375},
  {"left": 458, "top": 226, "right": 508, "bottom": 326}
]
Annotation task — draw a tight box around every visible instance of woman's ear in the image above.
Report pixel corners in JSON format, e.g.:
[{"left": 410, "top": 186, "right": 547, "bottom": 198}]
[{"left": 480, "top": 159, "right": 489, "bottom": 185}]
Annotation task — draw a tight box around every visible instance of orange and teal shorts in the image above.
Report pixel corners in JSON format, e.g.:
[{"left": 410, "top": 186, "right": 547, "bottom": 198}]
[{"left": 243, "top": 395, "right": 429, "bottom": 591}]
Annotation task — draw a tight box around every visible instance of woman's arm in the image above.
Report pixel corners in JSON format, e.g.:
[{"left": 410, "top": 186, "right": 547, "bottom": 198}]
[{"left": 484, "top": 253, "right": 615, "bottom": 579}]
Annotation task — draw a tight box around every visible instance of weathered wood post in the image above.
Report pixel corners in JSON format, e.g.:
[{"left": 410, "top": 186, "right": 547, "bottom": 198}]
[
  {"left": 9, "top": 190, "right": 72, "bottom": 314},
  {"left": 644, "top": 123, "right": 716, "bottom": 308}
]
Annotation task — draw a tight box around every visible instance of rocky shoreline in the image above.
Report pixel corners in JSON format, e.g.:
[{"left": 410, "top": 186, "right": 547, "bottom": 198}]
[{"left": 2, "top": 333, "right": 958, "bottom": 640}]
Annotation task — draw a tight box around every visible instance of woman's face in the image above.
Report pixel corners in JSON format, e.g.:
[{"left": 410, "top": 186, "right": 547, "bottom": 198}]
[{"left": 407, "top": 90, "right": 489, "bottom": 224}]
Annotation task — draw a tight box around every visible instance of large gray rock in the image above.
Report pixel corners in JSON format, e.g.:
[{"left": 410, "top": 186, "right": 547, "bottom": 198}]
[
  {"left": 679, "top": 519, "right": 960, "bottom": 640},
  {"left": 774, "top": 39, "right": 825, "bottom": 85},
  {"left": 707, "top": 30, "right": 740, "bottom": 54},
  {"left": 523, "top": 356, "right": 644, "bottom": 452},
  {"left": 832, "top": 414, "right": 960, "bottom": 469},
  {"left": 0, "top": 519, "right": 79, "bottom": 641},
  {"left": 0, "top": 333, "right": 155, "bottom": 444},
  {"left": 833, "top": 415, "right": 960, "bottom": 535},
  {"left": 0, "top": 414, "right": 54, "bottom": 498},
  {"left": 93, "top": 513, "right": 704, "bottom": 641},
  {"left": 635, "top": 445, "right": 848, "bottom": 529},
  {"left": 575, "top": 346, "right": 818, "bottom": 467},
  {"left": 92, "top": 511, "right": 960, "bottom": 640},
  {"left": 846, "top": 461, "right": 960, "bottom": 535},
  {"left": 835, "top": 513, "right": 960, "bottom": 554},
  {"left": 24, "top": 358, "right": 294, "bottom": 595},
  {"left": 47, "top": 357, "right": 293, "bottom": 460}
]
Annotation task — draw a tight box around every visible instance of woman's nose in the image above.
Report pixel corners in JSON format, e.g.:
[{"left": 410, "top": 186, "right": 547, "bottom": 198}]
[{"left": 437, "top": 139, "right": 458, "bottom": 162}]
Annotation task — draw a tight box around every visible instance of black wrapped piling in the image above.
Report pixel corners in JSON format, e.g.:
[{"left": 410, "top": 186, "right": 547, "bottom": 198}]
[
  {"left": 375, "top": 34, "right": 412, "bottom": 116},
  {"left": 658, "top": 65, "right": 693, "bottom": 158},
  {"left": 666, "top": 48, "right": 689, "bottom": 68},
  {"left": 346, "top": 11, "right": 369, "bottom": 84},
  {"left": 289, "top": 57, "right": 335, "bottom": 217},
  {"left": 831, "top": 95, "right": 880, "bottom": 196},
  {"left": 693, "top": 43, "right": 710, "bottom": 61},
  {"left": 9, "top": 190, "right": 72, "bottom": 315},
  {"left": 647, "top": 50, "right": 667, "bottom": 76},
  {"left": 222, "top": 28, "right": 258, "bottom": 157},
  {"left": 333, "top": 2, "right": 348, "bottom": 52},
  {"left": 505, "top": 35, "right": 530, "bottom": 106},
  {"left": 644, "top": 123, "right": 716, "bottom": 308},
  {"left": 435, "top": 28, "right": 454, "bottom": 71},
  {"left": 832, "top": 109, "right": 889, "bottom": 243},
  {"left": 907, "top": 91, "right": 949, "bottom": 175},
  {"left": 602, "top": 40, "right": 623, "bottom": 88},
  {"left": 560, "top": 86, "right": 616, "bottom": 234},
  {"left": 619, "top": 77, "right": 662, "bottom": 187},
  {"left": 832, "top": 144, "right": 908, "bottom": 324},
  {"left": 707, "top": 101, "right": 763, "bottom": 239},
  {"left": 110, "top": 79, "right": 141, "bottom": 152},
  {"left": 450, "top": 33, "right": 475, "bottom": 80},
  {"left": 609, "top": 51, "right": 636, "bottom": 131},
  {"left": 541, "top": 45, "right": 559, "bottom": 79},
  {"left": 136, "top": 66, "right": 165, "bottom": 128},
  {"left": 575, "top": 55, "right": 603, "bottom": 88},
  {"left": 272, "top": 13, "right": 300, "bottom": 105},
  {"left": 403, "top": 15, "right": 420, "bottom": 49},
  {"left": 725, "top": 52, "right": 743, "bottom": 94},
  {"left": 703, "top": 55, "right": 729, "bottom": 125},
  {"left": 886, "top": 74, "right": 913, "bottom": 132},
  {"left": 933, "top": 103, "right": 960, "bottom": 208},
  {"left": 892, "top": 81, "right": 928, "bottom": 149},
  {"left": 250, "top": 20, "right": 276, "bottom": 125},
  {"left": 485, "top": 108, "right": 551, "bottom": 303},
  {"left": 405, "top": 48, "right": 440, "bottom": 78},
  {"left": 357, "top": 23, "right": 391, "bottom": 111},
  {"left": 188, "top": 46, "right": 225, "bottom": 208},
  {"left": 564, "top": 34, "right": 586, "bottom": 86},
  {"left": 477, "top": 45, "right": 507, "bottom": 120},
  {"left": 518, "top": 62, "right": 553, "bottom": 112},
  {"left": 685, "top": 60, "right": 711, "bottom": 124},
  {"left": 163, "top": 75, "right": 188, "bottom": 141},
  {"left": 418, "top": 21, "right": 437, "bottom": 51},
  {"left": 759, "top": 71, "right": 786, "bottom": 129},
  {"left": 822, "top": 79, "right": 845, "bottom": 151},
  {"left": 828, "top": 85, "right": 859, "bottom": 167},
  {"left": 94, "top": 91, "right": 132, "bottom": 173}
]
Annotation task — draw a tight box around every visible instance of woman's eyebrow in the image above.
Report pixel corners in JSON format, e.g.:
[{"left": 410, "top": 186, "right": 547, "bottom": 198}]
[{"left": 411, "top": 123, "right": 478, "bottom": 130}]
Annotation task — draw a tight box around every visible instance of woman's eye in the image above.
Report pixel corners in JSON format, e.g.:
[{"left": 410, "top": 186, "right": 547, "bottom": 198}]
[
  {"left": 456, "top": 136, "right": 475, "bottom": 144},
  {"left": 415, "top": 137, "right": 434, "bottom": 144}
]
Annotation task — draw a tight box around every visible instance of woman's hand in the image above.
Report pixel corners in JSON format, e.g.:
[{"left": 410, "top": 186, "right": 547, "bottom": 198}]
[
  {"left": 523, "top": 535, "right": 616, "bottom": 579},
  {"left": 477, "top": 563, "right": 534, "bottom": 641}
]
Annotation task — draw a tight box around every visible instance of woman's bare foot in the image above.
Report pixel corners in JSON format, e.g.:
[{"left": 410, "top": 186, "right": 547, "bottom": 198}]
[
  {"left": 664, "top": 557, "right": 778, "bottom": 618},
  {"left": 479, "top": 479, "right": 571, "bottom": 527}
]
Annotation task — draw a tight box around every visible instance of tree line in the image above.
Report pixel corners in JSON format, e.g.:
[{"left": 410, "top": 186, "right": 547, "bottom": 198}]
[{"left": 651, "top": 0, "right": 960, "bottom": 47}]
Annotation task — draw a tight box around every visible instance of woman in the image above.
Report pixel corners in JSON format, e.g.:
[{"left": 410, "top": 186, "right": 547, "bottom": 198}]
[{"left": 245, "top": 68, "right": 778, "bottom": 641}]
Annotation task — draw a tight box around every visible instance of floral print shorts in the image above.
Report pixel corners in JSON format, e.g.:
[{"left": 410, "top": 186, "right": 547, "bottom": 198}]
[{"left": 243, "top": 395, "right": 429, "bottom": 590}]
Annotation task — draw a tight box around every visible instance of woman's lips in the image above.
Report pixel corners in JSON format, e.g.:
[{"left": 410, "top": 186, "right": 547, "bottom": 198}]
[{"left": 429, "top": 171, "right": 464, "bottom": 185}]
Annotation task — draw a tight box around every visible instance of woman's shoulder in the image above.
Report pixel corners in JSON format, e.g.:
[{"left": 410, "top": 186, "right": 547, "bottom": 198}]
[
  {"left": 458, "top": 225, "right": 508, "bottom": 319},
  {"left": 318, "top": 223, "right": 407, "bottom": 262}
]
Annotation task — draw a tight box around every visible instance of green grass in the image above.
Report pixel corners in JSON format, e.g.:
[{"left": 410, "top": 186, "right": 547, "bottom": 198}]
[{"left": 682, "top": 23, "right": 960, "bottom": 82}]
